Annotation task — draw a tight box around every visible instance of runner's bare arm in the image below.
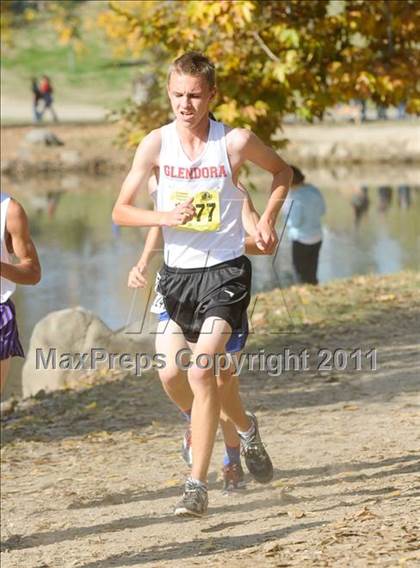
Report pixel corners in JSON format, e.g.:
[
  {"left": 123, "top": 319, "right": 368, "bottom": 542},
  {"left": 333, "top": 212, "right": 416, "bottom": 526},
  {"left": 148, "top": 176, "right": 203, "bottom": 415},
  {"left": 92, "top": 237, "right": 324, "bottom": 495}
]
[
  {"left": 113, "top": 130, "right": 164, "bottom": 227},
  {"left": 228, "top": 129, "right": 292, "bottom": 251},
  {"left": 128, "top": 226, "right": 164, "bottom": 288},
  {"left": 0, "top": 199, "right": 41, "bottom": 285},
  {"left": 239, "top": 183, "right": 278, "bottom": 255},
  {"left": 113, "top": 130, "right": 195, "bottom": 228},
  {"left": 240, "top": 183, "right": 259, "bottom": 237}
]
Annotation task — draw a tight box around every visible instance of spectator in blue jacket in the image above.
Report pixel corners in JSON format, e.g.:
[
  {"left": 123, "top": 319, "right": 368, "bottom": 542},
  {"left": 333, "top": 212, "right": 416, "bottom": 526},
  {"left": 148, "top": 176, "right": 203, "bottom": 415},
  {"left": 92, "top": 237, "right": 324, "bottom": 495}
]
[{"left": 285, "top": 166, "right": 326, "bottom": 285}]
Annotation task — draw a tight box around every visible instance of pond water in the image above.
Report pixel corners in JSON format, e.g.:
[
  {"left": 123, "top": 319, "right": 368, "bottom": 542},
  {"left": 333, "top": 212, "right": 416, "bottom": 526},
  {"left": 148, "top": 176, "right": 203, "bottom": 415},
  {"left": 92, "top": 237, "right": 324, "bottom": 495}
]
[{"left": 3, "top": 165, "right": 419, "bottom": 396}]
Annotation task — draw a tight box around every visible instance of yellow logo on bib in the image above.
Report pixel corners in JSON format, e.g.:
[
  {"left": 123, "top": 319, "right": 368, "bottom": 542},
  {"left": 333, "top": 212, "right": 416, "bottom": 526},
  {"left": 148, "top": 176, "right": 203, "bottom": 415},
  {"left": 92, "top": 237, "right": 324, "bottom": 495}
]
[{"left": 171, "top": 190, "right": 220, "bottom": 232}]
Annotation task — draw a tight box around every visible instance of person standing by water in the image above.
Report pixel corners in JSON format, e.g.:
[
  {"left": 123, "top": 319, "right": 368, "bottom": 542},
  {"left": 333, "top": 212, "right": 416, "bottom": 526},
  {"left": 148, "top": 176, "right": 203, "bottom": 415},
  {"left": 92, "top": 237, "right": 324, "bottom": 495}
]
[
  {"left": 285, "top": 166, "right": 326, "bottom": 285},
  {"left": 1, "top": 193, "right": 41, "bottom": 394},
  {"left": 39, "top": 75, "right": 59, "bottom": 123},
  {"left": 31, "top": 77, "right": 42, "bottom": 123}
]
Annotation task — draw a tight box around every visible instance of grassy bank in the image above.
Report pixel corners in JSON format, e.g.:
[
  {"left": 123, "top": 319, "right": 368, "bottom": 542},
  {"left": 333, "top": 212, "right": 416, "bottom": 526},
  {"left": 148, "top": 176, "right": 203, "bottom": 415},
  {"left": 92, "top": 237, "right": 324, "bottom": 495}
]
[
  {"left": 1, "top": 3, "right": 133, "bottom": 110},
  {"left": 248, "top": 270, "right": 420, "bottom": 344}
]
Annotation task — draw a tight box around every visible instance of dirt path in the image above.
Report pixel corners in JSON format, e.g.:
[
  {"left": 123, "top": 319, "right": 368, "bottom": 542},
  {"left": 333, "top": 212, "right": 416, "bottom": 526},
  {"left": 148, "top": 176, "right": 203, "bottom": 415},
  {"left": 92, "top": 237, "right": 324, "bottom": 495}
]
[
  {"left": 1, "top": 95, "right": 107, "bottom": 124},
  {"left": 1, "top": 306, "right": 419, "bottom": 567}
]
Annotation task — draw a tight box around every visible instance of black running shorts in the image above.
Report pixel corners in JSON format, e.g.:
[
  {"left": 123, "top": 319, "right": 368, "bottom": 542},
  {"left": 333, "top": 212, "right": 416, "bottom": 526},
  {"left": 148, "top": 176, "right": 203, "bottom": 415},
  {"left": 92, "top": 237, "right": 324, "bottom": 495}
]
[{"left": 157, "top": 255, "right": 252, "bottom": 344}]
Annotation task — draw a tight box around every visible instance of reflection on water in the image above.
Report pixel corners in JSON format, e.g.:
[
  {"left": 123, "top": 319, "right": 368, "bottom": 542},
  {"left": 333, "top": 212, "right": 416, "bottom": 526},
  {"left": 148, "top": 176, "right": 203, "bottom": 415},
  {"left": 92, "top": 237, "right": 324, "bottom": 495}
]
[
  {"left": 352, "top": 186, "right": 370, "bottom": 226},
  {"left": 3, "top": 167, "right": 420, "bottom": 395},
  {"left": 248, "top": 174, "right": 419, "bottom": 291}
]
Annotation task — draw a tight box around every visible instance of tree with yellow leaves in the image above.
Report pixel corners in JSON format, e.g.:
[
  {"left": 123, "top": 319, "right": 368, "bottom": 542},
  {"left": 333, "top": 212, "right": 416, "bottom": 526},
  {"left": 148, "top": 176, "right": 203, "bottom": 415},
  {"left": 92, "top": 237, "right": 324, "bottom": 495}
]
[
  {"left": 4, "top": 1, "right": 417, "bottom": 144},
  {"left": 96, "top": 0, "right": 419, "bottom": 146}
]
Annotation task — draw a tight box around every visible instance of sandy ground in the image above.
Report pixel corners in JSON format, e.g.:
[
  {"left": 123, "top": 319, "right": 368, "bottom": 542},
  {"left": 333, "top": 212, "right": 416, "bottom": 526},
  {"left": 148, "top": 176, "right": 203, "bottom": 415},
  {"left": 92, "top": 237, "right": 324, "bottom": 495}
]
[{"left": 1, "top": 302, "right": 419, "bottom": 568}]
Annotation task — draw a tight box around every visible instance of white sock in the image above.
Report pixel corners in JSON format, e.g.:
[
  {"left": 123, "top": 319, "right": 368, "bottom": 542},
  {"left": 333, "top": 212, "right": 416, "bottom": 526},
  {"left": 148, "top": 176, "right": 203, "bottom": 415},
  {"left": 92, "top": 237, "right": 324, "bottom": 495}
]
[{"left": 238, "top": 421, "right": 256, "bottom": 439}]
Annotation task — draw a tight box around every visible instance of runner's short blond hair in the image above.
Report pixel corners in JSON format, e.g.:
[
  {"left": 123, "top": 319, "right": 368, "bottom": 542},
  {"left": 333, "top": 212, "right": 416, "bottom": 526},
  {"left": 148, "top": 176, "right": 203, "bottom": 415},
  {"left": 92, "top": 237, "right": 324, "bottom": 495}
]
[{"left": 168, "top": 52, "right": 216, "bottom": 89}]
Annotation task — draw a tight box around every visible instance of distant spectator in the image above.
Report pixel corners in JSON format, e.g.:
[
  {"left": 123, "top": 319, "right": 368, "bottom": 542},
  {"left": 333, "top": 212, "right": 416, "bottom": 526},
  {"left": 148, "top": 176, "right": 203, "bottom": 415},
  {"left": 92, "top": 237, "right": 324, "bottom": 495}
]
[
  {"left": 31, "top": 77, "right": 42, "bottom": 123},
  {"left": 376, "top": 103, "right": 387, "bottom": 120},
  {"left": 397, "top": 103, "right": 407, "bottom": 120},
  {"left": 39, "top": 75, "right": 59, "bottom": 122},
  {"left": 284, "top": 166, "right": 326, "bottom": 285},
  {"left": 360, "top": 99, "right": 367, "bottom": 122}
]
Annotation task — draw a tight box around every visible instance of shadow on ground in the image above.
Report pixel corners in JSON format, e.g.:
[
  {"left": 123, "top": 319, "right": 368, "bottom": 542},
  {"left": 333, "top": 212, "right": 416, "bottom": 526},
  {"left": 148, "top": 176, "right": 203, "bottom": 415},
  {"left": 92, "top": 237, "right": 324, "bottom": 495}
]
[
  {"left": 2, "top": 445, "right": 418, "bottom": 554},
  {"left": 63, "top": 451, "right": 419, "bottom": 512}
]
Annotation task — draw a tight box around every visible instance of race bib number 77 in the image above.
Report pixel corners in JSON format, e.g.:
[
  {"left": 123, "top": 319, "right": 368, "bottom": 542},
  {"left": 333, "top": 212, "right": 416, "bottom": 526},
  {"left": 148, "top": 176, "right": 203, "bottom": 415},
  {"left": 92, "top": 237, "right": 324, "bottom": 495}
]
[{"left": 171, "top": 189, "right": 220, "bottom": 232}]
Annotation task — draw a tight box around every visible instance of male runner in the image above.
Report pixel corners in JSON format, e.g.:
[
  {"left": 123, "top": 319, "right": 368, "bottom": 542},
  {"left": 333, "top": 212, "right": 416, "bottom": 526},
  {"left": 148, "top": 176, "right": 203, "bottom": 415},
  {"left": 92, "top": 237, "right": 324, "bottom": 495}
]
[
  {"left": 128, "top": 174, "right": 276, "bottom": 491},
  {"left": 113, "top": 52, "right": 292, "bottom": 517},
  {"left": 1, "top": 193, "right": 41, "bottom": 393}
]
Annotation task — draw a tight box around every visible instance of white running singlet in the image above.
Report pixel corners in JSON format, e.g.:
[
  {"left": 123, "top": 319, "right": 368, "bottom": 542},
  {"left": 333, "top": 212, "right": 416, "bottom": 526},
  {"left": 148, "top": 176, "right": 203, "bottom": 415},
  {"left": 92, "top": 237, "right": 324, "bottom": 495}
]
[
  {"left": 157, "top": 119, "right": 245, "bottom": 268},
  {"left": 0, "top": 192, "right": 16, "bottom": 302}
]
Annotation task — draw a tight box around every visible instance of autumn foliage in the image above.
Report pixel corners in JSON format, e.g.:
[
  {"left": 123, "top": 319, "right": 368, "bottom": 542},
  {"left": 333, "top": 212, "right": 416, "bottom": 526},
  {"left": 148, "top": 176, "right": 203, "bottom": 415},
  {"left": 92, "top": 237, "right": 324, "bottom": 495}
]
[
  {"left": 2, "top": 0, "right": 419, "bottom": 146},
  {"left": 94, "top": 0, "right": 419, "bottom": 146}
]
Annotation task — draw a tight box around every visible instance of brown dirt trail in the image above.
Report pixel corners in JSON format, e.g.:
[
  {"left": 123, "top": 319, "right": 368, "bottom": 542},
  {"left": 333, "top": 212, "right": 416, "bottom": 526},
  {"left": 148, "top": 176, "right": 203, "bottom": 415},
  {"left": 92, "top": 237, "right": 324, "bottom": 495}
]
[{"left": 1, "top": 297, "right": 419, "bottom": 567}]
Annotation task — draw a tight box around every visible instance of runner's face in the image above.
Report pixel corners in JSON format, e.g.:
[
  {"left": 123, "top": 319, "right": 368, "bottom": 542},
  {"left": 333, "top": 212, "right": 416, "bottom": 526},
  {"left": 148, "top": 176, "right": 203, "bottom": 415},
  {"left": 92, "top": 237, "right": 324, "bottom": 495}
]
[{"left": 168, "top": 72, "right": 215, "bottom": 127}]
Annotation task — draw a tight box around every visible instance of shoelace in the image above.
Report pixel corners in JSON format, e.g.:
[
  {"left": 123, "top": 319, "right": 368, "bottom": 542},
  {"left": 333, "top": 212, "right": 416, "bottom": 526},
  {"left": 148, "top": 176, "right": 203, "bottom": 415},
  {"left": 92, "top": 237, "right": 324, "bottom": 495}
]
[
  {"left": 185, "top": 479, "right": 207, "bottom": 492},
  {"left": 241, "top": 440, "right": 267, "bottom": 457},
  {"left": 183, "top": 484, "right": 207, "bottom": 507}
]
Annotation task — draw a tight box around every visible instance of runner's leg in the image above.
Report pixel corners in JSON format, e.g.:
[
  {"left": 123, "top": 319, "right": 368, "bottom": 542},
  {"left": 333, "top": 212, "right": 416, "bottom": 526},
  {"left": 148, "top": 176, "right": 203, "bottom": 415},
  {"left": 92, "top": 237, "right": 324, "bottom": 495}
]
[
  {"left": 218, "top": 363, "right": 251, "bottom": 432},
  {"left": 188, "top": 316, "right": 231, "bottom": 483},
  {"left": 219, "top": 375, "right": 245, "bottom": 490},
  {"left": 217, "top": 351, "right": 274, "bottom": 484},
  {"left": 155, "top": 318, "right": 192, "bottom": 412},
  {"left": 155, "top": 316, "right": 245, "bottom": 472},
  {"left": 219, "top": 409, "right": 240, "bottom": 447}
]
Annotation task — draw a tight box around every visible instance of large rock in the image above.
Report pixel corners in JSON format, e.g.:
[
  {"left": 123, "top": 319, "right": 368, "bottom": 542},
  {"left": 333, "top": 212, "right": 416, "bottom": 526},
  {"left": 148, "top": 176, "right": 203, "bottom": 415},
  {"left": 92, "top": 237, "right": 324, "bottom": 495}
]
[{"left": 22, "top": 307, "right": 155, "bottom": 397}]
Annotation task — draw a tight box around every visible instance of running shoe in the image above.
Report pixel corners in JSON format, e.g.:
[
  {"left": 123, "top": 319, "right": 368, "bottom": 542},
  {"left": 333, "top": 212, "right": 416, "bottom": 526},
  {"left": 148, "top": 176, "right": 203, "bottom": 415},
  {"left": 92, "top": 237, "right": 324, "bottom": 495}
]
[
  {"left": 174, "top": 478, "right": 208, "bottom": 517},
  {"left": 181, "top": 427, "right": 193, "bottom": 467},
  {"left": 238, "top": 411, "right": 273, "bottom": 483},
  {"left": 222, "top": 462, "right": 246, "bottom": 491}
]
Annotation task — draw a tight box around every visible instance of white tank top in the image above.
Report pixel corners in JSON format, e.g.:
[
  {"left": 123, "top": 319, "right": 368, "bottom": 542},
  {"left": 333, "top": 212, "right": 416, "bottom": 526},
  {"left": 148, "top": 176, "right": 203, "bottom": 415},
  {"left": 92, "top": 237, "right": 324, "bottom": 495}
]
[
  {"left": 157, "top": 119, "right": 245, "bottom": 268},
  {"left": 1, "top": 193, "right": 16, "bottom": 302}
]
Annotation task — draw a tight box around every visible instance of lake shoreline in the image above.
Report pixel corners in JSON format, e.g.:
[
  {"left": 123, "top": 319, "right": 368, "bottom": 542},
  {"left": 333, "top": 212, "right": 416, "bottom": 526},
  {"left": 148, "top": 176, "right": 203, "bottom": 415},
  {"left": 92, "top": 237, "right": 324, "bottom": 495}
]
[{"left": 1, "top": 120, "right": 419, "bottom": 177}]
